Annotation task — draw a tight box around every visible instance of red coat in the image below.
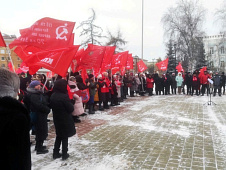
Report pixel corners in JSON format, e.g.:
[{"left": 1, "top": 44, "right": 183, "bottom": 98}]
[
  {"left": 200, "top": 74, "right": 210, "bottom": 84},
  {"left": 146, "top": 77, "right": 154, "bottom": 88}
]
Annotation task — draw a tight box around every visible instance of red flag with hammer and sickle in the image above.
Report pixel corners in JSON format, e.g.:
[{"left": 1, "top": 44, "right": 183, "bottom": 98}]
[
  {"left": 155, "top": 58, "right": 169, "bottom": 71},
  {"left": 9, "top": 17, "right": 75, "bottom": 50},
  {"left": 137, "top": 60, "right": 148, "bottom": 72}
]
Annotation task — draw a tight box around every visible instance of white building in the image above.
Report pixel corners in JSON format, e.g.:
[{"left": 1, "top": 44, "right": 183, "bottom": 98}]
[{"left": 203, "top": 34, "right": 226, "bottom": 72}]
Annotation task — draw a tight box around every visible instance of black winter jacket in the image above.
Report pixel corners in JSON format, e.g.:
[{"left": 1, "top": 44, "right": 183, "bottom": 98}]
[
  {"left": 50, "top": 92, "right": 76, "bottom": 138},
  {"left": 0, "top": 96, "right": 31, "bottom": 170}
]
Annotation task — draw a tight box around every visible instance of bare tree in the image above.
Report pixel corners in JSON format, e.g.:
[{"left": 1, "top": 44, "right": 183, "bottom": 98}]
[
  {"left": 161, "top": 0, "right": 206, "bottom": 71},
  {"left": 215, "top": 1, "right": 226, "bottom": 29},
  {"left": 77, "top": 8, "right": 105, "bottom": 48},
  {"left": 106, "top": 29, "right": 127, "bottom": 53}
]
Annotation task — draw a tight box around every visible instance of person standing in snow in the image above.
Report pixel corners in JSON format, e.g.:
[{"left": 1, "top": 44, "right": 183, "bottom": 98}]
[
  {"left": 0, "top": 68, "right": 31, "bottom": 170},
  {"left": 26, "top": 80, "right": 50, "bottom": 154},
  {"left": 176, "top": 72, "right": 184, "bottom": 94},
  {"left": 50, "top": 79, "right": 76, "bottom": 160}
]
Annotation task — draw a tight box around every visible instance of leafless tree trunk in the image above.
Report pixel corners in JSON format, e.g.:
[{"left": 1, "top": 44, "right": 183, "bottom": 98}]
[{"left": 161, "top": 0, "right": 206, "bottom": 72}]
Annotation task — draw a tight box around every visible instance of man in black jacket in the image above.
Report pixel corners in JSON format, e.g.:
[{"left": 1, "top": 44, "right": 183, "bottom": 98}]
[
  {"left": 221, "top": 72, "right": 226, "bottom": 95},
  {"left": 0, "top": 68, "right": 31, "bottom": 170}
]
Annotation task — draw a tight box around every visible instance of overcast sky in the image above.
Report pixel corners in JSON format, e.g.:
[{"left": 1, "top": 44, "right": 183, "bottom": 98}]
[{"left": 0, "top": 0, "right": 224, "bottom": 61}]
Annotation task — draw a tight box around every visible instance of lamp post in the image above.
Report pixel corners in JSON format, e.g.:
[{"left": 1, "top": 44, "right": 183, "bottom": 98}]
[
  {"left": 141, "top": 0, "right": 144, "bottom": 59},
  {"left": 174, "top": 43, "right": 177, "bottom": 73}
]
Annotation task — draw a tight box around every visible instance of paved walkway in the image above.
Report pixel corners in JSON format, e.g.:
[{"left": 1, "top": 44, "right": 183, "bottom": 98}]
[{"left": 31, "top": 94, "right": 226, "bottom": 170}]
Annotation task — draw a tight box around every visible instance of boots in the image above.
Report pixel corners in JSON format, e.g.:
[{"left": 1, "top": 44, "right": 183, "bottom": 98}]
[
  {"left": 53, "top": 149, "right": 62, "bottom": 159},
  {"left": 36, "top": 140, "right": 49, "bottom": 154},
  {"left": 89, "top": 104, "right": 95, "bottom": 114},
  {"left": 73, "top": 116, "right": 81, "bottom": 123},
  {"left": 62, "top": 152, "right": 70, "bottom": 160}
]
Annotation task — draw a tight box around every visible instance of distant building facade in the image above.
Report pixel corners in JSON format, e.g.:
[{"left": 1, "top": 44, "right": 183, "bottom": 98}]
[
  {"left": 0, "top": 34, "right": 21, "bottom": 70},
  {"left": 203, "top": 34, "right": 226, "bottom": 72}
]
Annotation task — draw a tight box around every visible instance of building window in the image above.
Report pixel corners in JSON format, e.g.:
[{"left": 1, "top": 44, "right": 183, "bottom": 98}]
[
  {"left": 18, "top": 64, "right": 20, "bottom": 68},
  {"left": 0, "top": 49, "right": 4, "bottom": 54},
  {"left": 210, "top": 61, "right": 214, "bottom": 68},
  {"left": 7, "top": 57, "right": 10, "bottom": 60},
  {"left": 17, "top": 57, "right": 20, "bottom": 61},
  {"left": 1, "top": 64, "right": 5, "bottom": 68},
  {"left": 221, "top": 47, "right": 224, "bottom": 54},
  {"left": 221, "top": 61, "right": 225, "bottom": 67},
  {"left": 1, "top": 56, "right": 5, "bottom": 61},
  {"left": 210, "top": 47, "right": 214, "bottom": 54}
]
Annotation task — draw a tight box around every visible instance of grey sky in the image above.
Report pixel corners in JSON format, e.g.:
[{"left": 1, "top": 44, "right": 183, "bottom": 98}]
[{"left": 0, "top": 0, "right": 224, "bottom": 61}]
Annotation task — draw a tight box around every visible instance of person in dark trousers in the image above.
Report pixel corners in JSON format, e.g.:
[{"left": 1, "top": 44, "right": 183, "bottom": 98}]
[
  {"left": 26, "top": 80, "right": 50, "bottom": 154},
  {"left": 0, "top": 68, "right": 31, "bottom": 170},
  {"left": 87, "top": 74, "right": 97, "bottom": 114},
  {"left": 221, "top": 72, "right": 226, "bottom": 95},
  {"left": 185, "top": 72, "right": 193, "bottom": 95},
  {"left": 171, "top": 73, "right": 177, "bottom": 94},
  {"left": 50, "top": 79, "right": 76, "bottom": 160},
  {"left": 192, "top": 73, "right": 199, "bottom": 96},
  {"left": 212, "top": 72, "right": 222, "bottom": 96}
]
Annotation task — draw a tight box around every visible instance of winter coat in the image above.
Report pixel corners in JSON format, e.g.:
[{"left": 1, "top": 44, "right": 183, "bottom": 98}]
[
  {"left": 139, "top": 77, "right": 146, "bottom": 91},
  {"left": 68, "top": 81, "right": 84, "bottom": 116},
  {"left": 26, "top": 87, "right": 50, "bottom": 141},
  {"left": 192, "top": 76, "right": 200, "bottom": 88},
  {"left": 200, "top": 74, "right": 210, "bottom": 84},
  {"left": 185, "top": 75, "right": 193, "bottom": 86},
  {"left": 0, "top": 96, "right": 31, "bottom": 170},
  {"left": 146, "top": 77, "right": 154, "bottom": 88},
  {"left": 171, "top": 76, "right": 177, "bottom": 88},
  {"left": 221, "top": 75, "right": 226, "bottom": 86},
  {"left": 88, "top": 80, "right": 97, "bottom": 97},
  {"left": 176, "top": 75, "right": 183, "bottom": 87},
  {"left": 212, "top": 75, "right": 221, "bottom": 88},
  {"left": 50, "top": 79, "right": 76, "bottom": 138},
  {"left": 134, "top": 77, "right": 141, "bottom": 91},
  {"left": 115, "top": 79, "right": 122, "bottom": 97}
]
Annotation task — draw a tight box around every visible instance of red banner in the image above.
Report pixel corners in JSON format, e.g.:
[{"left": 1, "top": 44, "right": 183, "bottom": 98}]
[
  {"left": 137, "top": 60, "right": 148, "bottom": 72},
  {"left": 176, "top": 62, "right": 184, "bottom": 73},
  {"left": 111, "top": 51, "right": 128, "bottom": 69},
  {"left": 9, "top": 17, "right": 75, "bottom": 50},
  {"left": 155, "top": 58, "right": 168, "bottom": 71},
  {"left": 79, "top": 44, "right": 106, "bottom": 69},
  {"left": 101, "top": 46, "right": 116, "bottom": 71},
  {"left": 126, "top": 53, "right": 133, "bottom": 70},
  {"left": 0, "top": 32, "right": 6, "bottom": 47},
  {"left": 25, "top": 46, "right": 79, "bottom": 76}
]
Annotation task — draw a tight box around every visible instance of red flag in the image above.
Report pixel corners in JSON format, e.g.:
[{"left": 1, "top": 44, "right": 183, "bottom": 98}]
[
  {"left": 0, "top": 32, "right": 6, "bottom": 47},
  {"left": 79, "top": 44, "right": 106, "bottom": 69},
  {"left": 137, "top": 60, "right": 148, "bottom": 72},
  {"left": 9, "top": 17, "right": 75, "bottom": 50},
  {"left": 111, "top": 51, "right": 128, "bottom": 69},
  {"left": 111, "top": 67, "right": 120, "bottom": 75},
  {"left": 101, "top": 46, "right": 116, "bottom": 71},
  {"left": 72, "top": 48, "right": 85, "bottom": 72},
  {"left": 20, "top": 62, "right": 29, "bottom": 73},
  {"left": 24, "top": 46, "right": 79, "bottom": 76},
  {"left": 176, "top": 62, "right": 184, "bottom": 73},
  {"left": 126, "top": 54, "right": 133, "bottom": 70},
  {"left": 155, "top": 58, "right": 169, "bottom": 71}
]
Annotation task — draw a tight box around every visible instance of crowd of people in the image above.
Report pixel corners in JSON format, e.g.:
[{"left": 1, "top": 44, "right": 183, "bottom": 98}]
[{"left": 1, "top": 67, "right": 226, "bottom": 169}]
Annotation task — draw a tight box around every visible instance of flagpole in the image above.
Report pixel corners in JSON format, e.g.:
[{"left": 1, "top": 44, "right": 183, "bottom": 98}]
[
  {"left": 6, "top": 47, "right": 15, "bottom": 73},
  {"left": 141, "top": 0, "right": 144, "bottom": 59}
]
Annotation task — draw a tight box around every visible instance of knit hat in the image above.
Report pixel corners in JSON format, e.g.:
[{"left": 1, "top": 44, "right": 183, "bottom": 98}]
[
  {"left": 97, "top": 74, "right": 102, "bottom": 79},
  {"left": 29, "top": 80, "right": 41, "bottom": 88}
]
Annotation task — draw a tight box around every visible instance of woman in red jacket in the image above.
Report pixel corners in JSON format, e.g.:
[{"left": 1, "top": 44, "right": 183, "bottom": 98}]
[{"left": 146, "top": 74, "right": 155, "bottom": 96}]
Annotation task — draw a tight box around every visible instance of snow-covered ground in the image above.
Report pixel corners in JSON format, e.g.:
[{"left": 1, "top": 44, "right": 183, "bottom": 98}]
[{"left": 31, "top": 94, "right": 226, "bottom": 169}]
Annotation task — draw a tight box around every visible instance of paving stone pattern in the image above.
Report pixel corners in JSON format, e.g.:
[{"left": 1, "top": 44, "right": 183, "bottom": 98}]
[{"left": 32, "top": 94, "right": 226, "bottom": 169}]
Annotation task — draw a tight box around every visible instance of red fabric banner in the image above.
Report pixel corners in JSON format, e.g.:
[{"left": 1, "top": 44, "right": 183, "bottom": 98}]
[
  {"left": 0, "top": 32, "right": 6, "bottom": 47},
  {"left": 101, "top": 46, "right": 116, "bottom": 71},
  {"left": 126, "top": 53, "right": 133, "bottom": 70},
  {"left": 176, "top": 62, "right": 184, "bottom": 73},
  {"left": 155, "top": 58, "right": 168, "bottom": 71},
  {"left": 79, "top": 44, "right": 106, "bottom": 69},
  {"left": 9, "top": 17, "right": 75, "bottom": 50},
  {"left": 25, "top": 46, "right": 79, "bottom": 76},
  {"left": 137, "top": 60, "right": 148, "bottom": 72},
  {"left": 111, "top": 51, "right": 128, "bottom": 69}
]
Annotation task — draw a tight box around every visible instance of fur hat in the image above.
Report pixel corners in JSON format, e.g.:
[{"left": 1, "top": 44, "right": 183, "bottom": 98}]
[
  {"left": 0, "top": 68, "right": 20, "bottom": 98},
  {"left": 29, "top": 80, "right": 41, "bottom": 88}
]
